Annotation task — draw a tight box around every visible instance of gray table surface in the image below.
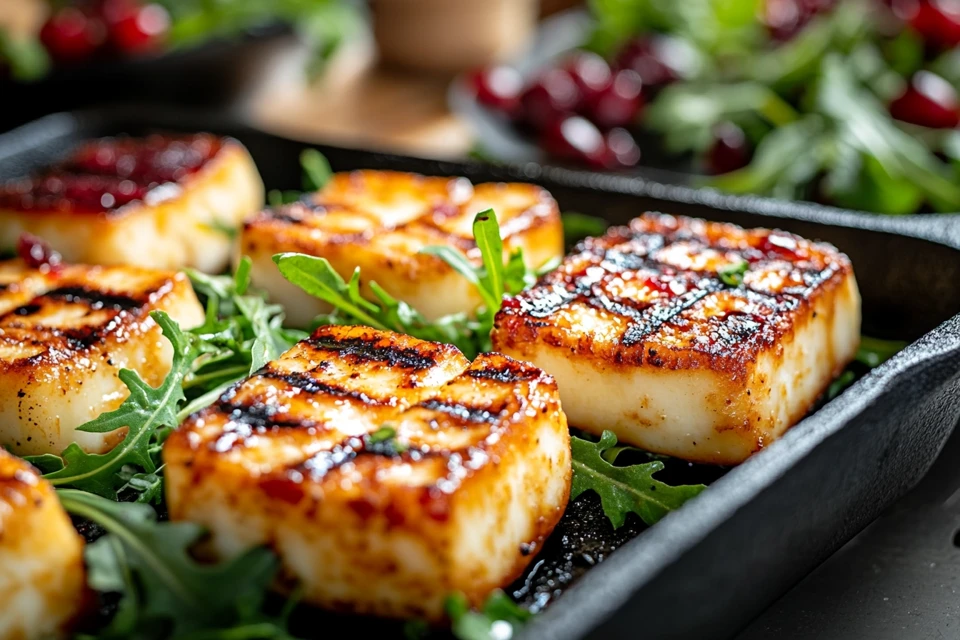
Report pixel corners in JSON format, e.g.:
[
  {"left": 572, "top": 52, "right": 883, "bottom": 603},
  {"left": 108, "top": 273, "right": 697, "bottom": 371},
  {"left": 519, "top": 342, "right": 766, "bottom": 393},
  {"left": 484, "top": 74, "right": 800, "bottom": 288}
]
[{"left": 735, "top": 418, "right": 960, "bottom": 640}]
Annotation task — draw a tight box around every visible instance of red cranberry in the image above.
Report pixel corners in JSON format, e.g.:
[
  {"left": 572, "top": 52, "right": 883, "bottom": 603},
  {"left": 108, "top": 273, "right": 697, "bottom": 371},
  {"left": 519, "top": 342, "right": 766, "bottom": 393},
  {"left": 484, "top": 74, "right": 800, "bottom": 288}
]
[
  {"left": 763, "top": 0, "right": 811, "bottom": 41},
  {"left": 562, "top": 52, "right": 612, "bottom": 103},
  {"left": 103, "top": 0, "right": 170, "bottom": 54},
  {"left": 893, "top": 0, "right": 960, "bottom": 50},
  {"left": 582, "top": 69, "right": 644, "bottom": 129},
  {"left": 614, "top": 35, "right": 695, "bottom": 91},
  {"left": 889, "top": 71, "right": 960, "bottom": 128},
  {"left": 39, "top": 7, "right": 105, "bottom": 63},
  {"left": 519, "top": 69, "right": 581, "bottom": 131},
  {"left": 470, "top": 66, "right": 524, "bottom": 116},
  {"left": 540, "top": 116, "right": 611, "bottom": 168},
  {"left": 706, "top": 122, "right": 752, "bottom": 174},
  {"left": 17, "top": 233, "right": 62, "bottom": 271},
  {"left": 605, "top": 128, "right": 642, "bottom": 168}
]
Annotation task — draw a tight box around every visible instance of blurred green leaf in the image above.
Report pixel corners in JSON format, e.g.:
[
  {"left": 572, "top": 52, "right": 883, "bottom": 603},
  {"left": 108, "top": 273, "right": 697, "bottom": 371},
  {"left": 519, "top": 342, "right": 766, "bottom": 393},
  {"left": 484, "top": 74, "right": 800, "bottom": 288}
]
[{"left": 0, "top": 28, "right": 50, "bottom": 82}]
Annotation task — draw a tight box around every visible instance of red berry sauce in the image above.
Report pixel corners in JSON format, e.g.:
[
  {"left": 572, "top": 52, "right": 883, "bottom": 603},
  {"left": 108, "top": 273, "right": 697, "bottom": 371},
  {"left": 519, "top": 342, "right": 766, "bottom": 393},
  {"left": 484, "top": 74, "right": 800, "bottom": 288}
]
[{"left": 0, "top": 134, "right": 223, "bottom": 215}]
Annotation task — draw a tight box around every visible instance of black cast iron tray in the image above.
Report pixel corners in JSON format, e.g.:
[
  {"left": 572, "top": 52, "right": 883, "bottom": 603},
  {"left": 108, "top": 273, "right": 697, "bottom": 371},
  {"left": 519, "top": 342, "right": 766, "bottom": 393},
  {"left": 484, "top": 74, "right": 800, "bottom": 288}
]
[{"left": 3, "top": 108, "right": 960, "bottom": 640}]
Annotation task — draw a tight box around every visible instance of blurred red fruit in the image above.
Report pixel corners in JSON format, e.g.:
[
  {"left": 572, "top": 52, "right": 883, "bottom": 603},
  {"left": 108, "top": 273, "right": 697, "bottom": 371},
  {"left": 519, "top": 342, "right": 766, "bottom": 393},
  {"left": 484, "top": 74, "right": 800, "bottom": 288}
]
[
  {"left": 562, "top": 52, "right": 612, "bottom": 102},
  {"left": 605, "top": 128, "right": 642, "bottom": 168},
  {"left": 540, "top": 116, "right": 611, "bottom": 168},
  {"left": 706, "top": 122, "right": 752, "bottom": 174},
  {"left": 470, "top": 66, "right": 524, "bottom": 115},
  {"left": 582, "top": 69, "right": 644, "bottom": 129},
  {"left": 103, "top": 0, "right": 170, "bottom": 54},
  {"left": 614, "top": 35, "right": 694, "bottom": 90},
  {"left": 763, "top": 0, "right": 811, "bottom": 41},
  {"left": 892, "top": 0, "right": 960, "bottom": 50},
  {"left": 889, "top": 71, "right": 960, "bottom": 128},
  {"left": 39, "top": 7, "right": 105, "bottom": 63},
  {"left": 519, "top": 69, "right": 581, "bottom": 131}
]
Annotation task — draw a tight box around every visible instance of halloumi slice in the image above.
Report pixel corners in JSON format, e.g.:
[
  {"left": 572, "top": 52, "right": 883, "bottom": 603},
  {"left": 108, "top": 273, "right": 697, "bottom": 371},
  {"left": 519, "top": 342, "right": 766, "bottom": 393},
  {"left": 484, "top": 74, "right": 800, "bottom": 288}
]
[
  {"left": 164, "top": 325, "right": 570, "bottom": 620},
  {"left": 0, "top": 450, "right": 86, "bottom": 640},
  {"left": 492, "top": 213, "right": 861, "bottom": 465},
  {"left": 0, "top": 259, "right": 204, "bottom": 456},
  {"left": 240, "top": 170, "right": 563, "bottom": 326},
  {"left": 0, "top": 134, "right": 264, "bottom": 272}
]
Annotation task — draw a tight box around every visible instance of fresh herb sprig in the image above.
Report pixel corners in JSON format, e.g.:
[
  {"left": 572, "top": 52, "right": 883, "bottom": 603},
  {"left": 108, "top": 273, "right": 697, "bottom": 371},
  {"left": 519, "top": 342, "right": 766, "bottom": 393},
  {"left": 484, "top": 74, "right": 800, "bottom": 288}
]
[
  {"left": 59, "top": 489, "right": 298, "bottom": 640},
  {"left": 274, "top": 209, "right": 544, "bottom": 359},
  {"left": 572, "top": 431, "right": 707, "bottom": 528},
  {"left": 25, "top": 312, "right": 198, "bottom": 500},
  {"left": 267, "top": 149, "right": 333, "bottom": 206},
  {"left": 444, "top": 591, "right": 533, "bottom": 640},
  {"left": 183, "top": 257, "right": 305, "bottom": 420}
]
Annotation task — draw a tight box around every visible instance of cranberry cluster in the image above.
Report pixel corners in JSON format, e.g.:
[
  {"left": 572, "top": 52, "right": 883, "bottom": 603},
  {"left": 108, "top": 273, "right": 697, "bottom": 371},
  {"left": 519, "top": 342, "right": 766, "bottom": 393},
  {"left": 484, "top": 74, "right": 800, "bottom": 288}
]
[
  {"left": 38, "top": 0, "right": 170, "bottom": 66},
  {"left": 886, "top": 1, "right": 960, "bottom": 128},
  {"left": 468, "top": 41, "right": 674, "bottom": 170}
]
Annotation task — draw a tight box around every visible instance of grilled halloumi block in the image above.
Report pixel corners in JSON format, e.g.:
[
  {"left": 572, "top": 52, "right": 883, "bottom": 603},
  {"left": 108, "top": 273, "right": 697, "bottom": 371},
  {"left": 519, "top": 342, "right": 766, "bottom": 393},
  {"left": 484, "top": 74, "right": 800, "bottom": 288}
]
[
  {"left": 0, "top": 450, "right": 86, "bottom": 640},
  {"left": 164, "top": 325, "right": 570, "bottom": 620},
  {"left": 240, "top": 170, "right": 563, "bottom": 326},
  {"left": 0, "top": 134, "right": 264, "bottom": 272},
  {"left": 0, "top": 260, "right": 204, "bottom": 456},
  {"left": 492, "top": 213, "right": 861, "bottom": 465}
]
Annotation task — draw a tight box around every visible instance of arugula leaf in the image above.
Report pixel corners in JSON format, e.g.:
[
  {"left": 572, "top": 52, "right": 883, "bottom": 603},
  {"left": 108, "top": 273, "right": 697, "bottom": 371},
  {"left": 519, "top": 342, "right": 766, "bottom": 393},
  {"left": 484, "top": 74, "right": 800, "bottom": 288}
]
[
  {"left": 273, "top": 252, "right": 484, "bottom": 356},
  {"left": 561, "top": 212, "right": 609, "bottom": 248},
  {"left": 59, "top": 489, "right": 295, "bottom": 639},
  {"left": 300, "top": 148, "right": 332, "bottom": 191},
  {"left": 717, "top": 259, "right": 749, "bottom": 286},
  {"left": 0, "top": 28, "right": 50, "bottom": 82},
  {"left": 26, "top": 312, "right": 197, "bottom": 499},
  {"left": 275, "top": 209, "right": 538, "bottom": 359},
  {"left": 571, "top": 431, "right": 707, "bottom": 528},
  {"left": 446, "top": 591, "right": 533, "bottom": 640},
  {"left": 856, "top": 335, "right": 907, "bottom": 368},
  {"left": 187, "top": 257, "right": 302, "bottom": 384},
  {"left": 473, "top": 209, "right": 506, "bottom": 305}
]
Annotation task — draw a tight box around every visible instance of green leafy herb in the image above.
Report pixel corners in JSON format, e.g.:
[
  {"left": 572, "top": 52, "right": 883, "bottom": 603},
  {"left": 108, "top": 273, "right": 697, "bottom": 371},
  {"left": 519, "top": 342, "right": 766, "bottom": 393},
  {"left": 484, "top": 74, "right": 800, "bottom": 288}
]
[
  {"left": 274, "top": 209, "right": 542, "bottom": 359},
  {"left": 186, "top": 257, "right": 303, "bottom": 394},
  {"left": 266, "top": 148, "right": 334, "bottom": 206},
  {"left": 59, "top": 489, "right": 297, "bottom": 639},
  {"left": 446, "top": 591, "right": 533, "bottom": 640},
  {"left": 856, "top": 335, "right": 907, "bottom": 368},
  {"left": 198, "top": 220, "right": 240, "bottom": 240},
  {"left": 25, "top": 312, "right": 198, "bottom": 499},
  {"left": 300, "top": 148, "right": 333, "bottom": 191},
  {"left": 717, "top": 259, "right": 749, "bottom": 286},
  {"left": 825, "top": 369, "right": 856, "bottom": 401},
  {"left": 561, "top": 212, "right": 610, "bottom": 248},
  {"left": 571, "top": 431, "right": 707, "bottom": 528},
  {"left": 0, "top": 28, "right": 50, "bottom": 82}
]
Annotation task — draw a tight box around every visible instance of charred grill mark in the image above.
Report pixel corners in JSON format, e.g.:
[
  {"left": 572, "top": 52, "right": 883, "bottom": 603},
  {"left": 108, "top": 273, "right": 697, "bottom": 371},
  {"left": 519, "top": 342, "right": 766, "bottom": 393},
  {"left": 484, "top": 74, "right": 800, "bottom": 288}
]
[
  {"left": 466, "top": 362, "right": 539, "bottom": 383},
  {"left": 258, "top": 369, "right": 392, "bottom": 406},
  {"left": 622, "top": 279, "right": 724, "bottom": 347},
  {"left": 418, "top": 398, "right": 502, "bottom": 424},
  {"left": 307, "top": 335, "right": 439, "bottom": 370},
  {"left": 42, "top": 286, "right": 143, "bottom": 312},
  {"left": 216, "top": 400, "right": 315, "bottom": 431},
  {"left": 12, "top": 304, "right": 41, "bottom": 316}
]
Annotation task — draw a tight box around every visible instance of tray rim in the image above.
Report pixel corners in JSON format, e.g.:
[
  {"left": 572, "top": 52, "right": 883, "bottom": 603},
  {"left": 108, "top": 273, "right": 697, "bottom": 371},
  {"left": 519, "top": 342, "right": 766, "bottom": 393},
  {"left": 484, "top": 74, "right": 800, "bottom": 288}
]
[{"left": 2, "top": 108, "right": 960, "bottom": 639}]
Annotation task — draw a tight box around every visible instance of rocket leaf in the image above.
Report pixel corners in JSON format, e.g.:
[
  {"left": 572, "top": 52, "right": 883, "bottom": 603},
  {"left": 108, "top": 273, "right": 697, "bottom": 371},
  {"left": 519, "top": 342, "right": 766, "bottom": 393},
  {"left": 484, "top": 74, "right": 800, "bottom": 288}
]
[
  {"left": 25, "top": 312, "right": 198, "bottom": 499},
  {"left": 571, "top": 431, "right": 707, "bottom": 529}
]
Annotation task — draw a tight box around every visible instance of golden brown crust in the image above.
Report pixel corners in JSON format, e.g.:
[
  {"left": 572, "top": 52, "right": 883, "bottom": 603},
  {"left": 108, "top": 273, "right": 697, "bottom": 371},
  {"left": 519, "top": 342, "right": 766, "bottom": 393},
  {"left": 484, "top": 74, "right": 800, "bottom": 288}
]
[
  {"left": 170, "top": 325, "right": 565, "bottom": 531},
  {"left": 0, "top": 259, "right": 192, "bottom": 372},
  {"left": 241, "top": 170, "right": 562, "bottom": 281},
  {"left": 493, "top": 212, "right": 854, "bottom": 379}
]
